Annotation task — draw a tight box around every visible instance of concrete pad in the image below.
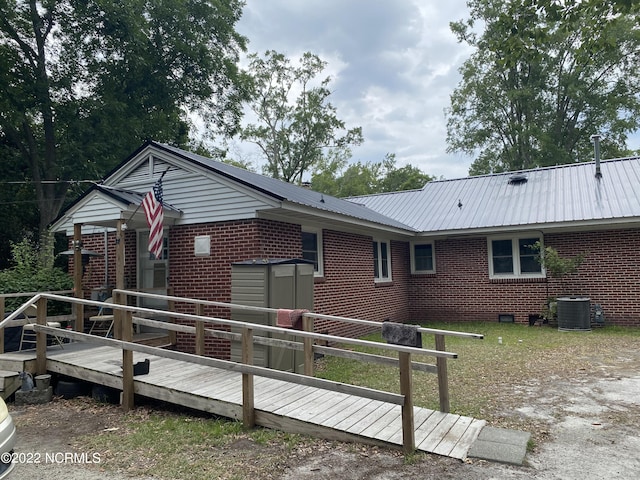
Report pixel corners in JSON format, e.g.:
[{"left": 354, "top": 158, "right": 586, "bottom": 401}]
[
  {"left": 467, "top": 426, "right": 531, "bottom": 465},
  {"left": 14, "top": 386, "right": 53, "bottom": 405}
]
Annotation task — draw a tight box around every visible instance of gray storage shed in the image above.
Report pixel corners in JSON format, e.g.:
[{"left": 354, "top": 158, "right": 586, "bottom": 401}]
[{"left": 230, "top": 259, "right": 314, "bottom": 373}]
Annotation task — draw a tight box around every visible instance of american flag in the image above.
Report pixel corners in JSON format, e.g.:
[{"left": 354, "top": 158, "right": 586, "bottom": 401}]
[{"left": 142, "top": 177, "right": 164, "bottom": 259}]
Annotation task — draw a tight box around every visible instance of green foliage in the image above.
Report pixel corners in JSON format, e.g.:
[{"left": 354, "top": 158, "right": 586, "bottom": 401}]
[
  {"left": 0, "top": 236, "right": 73, "bottom": 311},
  {"left": 447, "top": 0, "right": 640, "bottom": 175},
  {"left": 532, "top": 241, "right": 584, "bottom": 279},
  {"left": 0, "top": 0, "right": 248, "bottom": 235},
  {"left": 311, "top": 152, "right": 433, "bottom": 197},
  {"left": 241, "top": 50, "right": 363, "bottom": 183}
]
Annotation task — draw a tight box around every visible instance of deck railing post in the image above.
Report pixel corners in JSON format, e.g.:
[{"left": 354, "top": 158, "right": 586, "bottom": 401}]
[
  {"left": 73, "top": 223, "right": 85, "bottom": 335},
  {"left": 36, "top": 296, "right": 48, "bottom": 375},
  {"left": 0, "top": 297, "right": 5, "bottom": 354},
  {"left": 303, "top": 315, "right": 314, "bottom": 376},
  {"left": 167, "top": 287, "right": 177, "bottom": 346},
  {"left": 121, "top": 309, "right": 134, "bottom": 411},
  {"left": 195, "top": 303, "right": 205, "bottom": 356},
  {"left": 399, "top": 351, "right": 415, "bottom": 453},
  {"left": 241, "top": 327, "right": 255, "bottom": 428},
  {"left": 113, "top": 291, "right": 123, "bottom": 340},
  {"left": 435, "top": 334, "right": 450, "bottom": 413}
]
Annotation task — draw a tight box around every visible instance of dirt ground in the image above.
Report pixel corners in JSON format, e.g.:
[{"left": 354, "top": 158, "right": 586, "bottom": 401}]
[{"left": 6, "top": 341, "right": 640, "bottom": 480}]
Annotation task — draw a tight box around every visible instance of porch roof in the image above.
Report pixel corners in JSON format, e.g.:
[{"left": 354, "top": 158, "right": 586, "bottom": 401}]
[{"left": 50, "top": 184, "right": 183, "bottom": 232}]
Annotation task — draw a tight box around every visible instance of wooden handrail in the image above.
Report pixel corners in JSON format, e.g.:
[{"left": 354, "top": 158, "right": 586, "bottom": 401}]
[
  {"left": 11, "top": 290, "right": 484, "bottom": 454},
  {"left": 132, "top": 316, "right": 438, "bottom": 373},
  {"left": 33, "top": 324, "right": 405, "bottom": 405},
  {"left": 115, "top": 289, "right": 484, "bottom": 340}
]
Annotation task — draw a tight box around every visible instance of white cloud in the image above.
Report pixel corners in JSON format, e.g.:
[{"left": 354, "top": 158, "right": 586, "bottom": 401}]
[{"left": 234, "top": 0, "right": 475, "bottom": 179}]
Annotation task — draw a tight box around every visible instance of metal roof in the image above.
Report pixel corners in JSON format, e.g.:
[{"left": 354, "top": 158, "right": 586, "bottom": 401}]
[
  {"left": 154, "top": 142, "right": 416, "bottom": 232},
  {"left": 351, "top": 157, "right": 640, "bottom": 234}
]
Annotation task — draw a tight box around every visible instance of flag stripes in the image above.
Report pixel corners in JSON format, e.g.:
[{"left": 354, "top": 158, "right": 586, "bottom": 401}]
[{"left": 142, "top": 177, "right": 164, "bottom": 259}]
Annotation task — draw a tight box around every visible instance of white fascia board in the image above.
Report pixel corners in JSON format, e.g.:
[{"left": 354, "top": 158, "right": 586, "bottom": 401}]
[
  {"left": 265, "top": 201, "right": 416, "bottom": 237},
  {"left": 413, "top": 217, "right": 640, "bottom": 239}
]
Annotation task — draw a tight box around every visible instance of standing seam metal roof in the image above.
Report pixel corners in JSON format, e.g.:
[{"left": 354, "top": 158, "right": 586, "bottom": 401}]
[
  {"left": 154, "top": 142, "right": 416, "bottom": 231},
  {"left": 350, "top": 157, "right": 640, "bottom": 233}
]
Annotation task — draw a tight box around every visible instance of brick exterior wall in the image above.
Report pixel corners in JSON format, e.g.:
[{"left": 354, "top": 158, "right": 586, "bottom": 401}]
[
  {"left": 167, "top": 219, "right": 301, "bottom": 357},
  {"left": 71, "top": 230, "right": 137, "bottom": 295},
  {"left": 409, "top": 229, "right": 640, "bottom": 327},
  {"left": 544, "top": 229, "right": 640, "bottom": 327},
  {"left": 74, "top": 224, "right": 640, "bottom": 359},
  {"left": 313, "top": 231, "right": 411, "bottom": 338}
]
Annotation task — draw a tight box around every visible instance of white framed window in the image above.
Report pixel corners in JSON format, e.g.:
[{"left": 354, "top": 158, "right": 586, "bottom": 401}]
[
  {"left": 301, "top": 227, "right": 323, "bottom": 277},
  {"left": 373, "top": 240, "right": 392, "bottom": 282},
  {"left": 411, "top": 241, "right": 435, "bottom": 274},
  {"left": 488, "top": 235, "right": 543, "bottom": 278}
]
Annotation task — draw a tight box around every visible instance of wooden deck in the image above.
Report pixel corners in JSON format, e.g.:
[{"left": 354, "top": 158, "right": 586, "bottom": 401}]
[{"left": 0, "top": 343, "right": 485, "bottom": 460}]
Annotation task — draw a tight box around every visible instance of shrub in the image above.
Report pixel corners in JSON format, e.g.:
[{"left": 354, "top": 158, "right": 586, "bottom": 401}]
[{"left": 0, "top": 236, "right": 73, "bottom": 313}]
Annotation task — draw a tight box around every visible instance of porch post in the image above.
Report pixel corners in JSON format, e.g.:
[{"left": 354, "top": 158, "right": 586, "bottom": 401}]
[
  {"left": 114, "top": 219, "right": 126, "bottom": 340},
  {"left": 73, "top": 223, "right": 84, "bottom": 333}
]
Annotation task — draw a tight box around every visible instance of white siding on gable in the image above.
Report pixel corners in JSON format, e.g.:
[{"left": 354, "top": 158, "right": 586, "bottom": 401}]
[
  {"left": 166, "top": 173, "right": 277, "bottom": 224},
  {"left": 54, "top": 193, "right": 125, "bottom": 235},
  {"left": 111, "top": 152, "right": 279, "bottom": 225},
  {"left": 73, "top": 194, "right": 125, "bottom": 224}
]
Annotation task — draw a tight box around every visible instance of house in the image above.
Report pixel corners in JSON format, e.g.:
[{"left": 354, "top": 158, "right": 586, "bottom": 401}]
[{"left": 51, "top": 141, "right": 640, "bottom": 355}]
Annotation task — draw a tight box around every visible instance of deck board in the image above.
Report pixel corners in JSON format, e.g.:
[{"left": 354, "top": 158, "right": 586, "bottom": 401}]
[{"left": 0, "top": 343, "right": 483, "bottom": 460}]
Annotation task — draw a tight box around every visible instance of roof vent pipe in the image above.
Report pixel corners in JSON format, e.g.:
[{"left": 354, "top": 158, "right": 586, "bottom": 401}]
[{"left": 591, "top": 134, "right": 602, "bottom": 178}]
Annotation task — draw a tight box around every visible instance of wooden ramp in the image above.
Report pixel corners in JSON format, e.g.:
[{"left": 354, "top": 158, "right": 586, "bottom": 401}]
[{"left": 1, "top": 344, "right": 485, "bottom": 460}]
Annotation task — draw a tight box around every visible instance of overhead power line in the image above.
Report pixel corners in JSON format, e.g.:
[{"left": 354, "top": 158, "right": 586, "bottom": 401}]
[{"left": 0, "top": 180, "right": 99, "bottom": 185}]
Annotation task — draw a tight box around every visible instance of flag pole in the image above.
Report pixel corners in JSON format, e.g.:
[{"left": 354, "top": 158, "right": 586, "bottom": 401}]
[{"left": 122, "top": 167, "right": 171, "bottom": 226}]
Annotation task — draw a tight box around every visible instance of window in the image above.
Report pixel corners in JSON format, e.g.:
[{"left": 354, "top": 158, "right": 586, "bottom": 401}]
[
  {"left": 411, "top": 242, "right": 435, "bottom": 274},
  {"left": 489, "top": 236, "right": 543, "bottom": 278},
  {"left": 373, "top": 240, "right": 392, "bottom": 282},
  {"left": 301, "top": 228, "right": 323, "bottom": 276}
]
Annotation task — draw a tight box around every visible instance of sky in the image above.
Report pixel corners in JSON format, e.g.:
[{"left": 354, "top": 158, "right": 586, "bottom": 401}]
[
  {"left": 229, "top": 0, "right": 476, "bottom": 180},
  {"left": 229, "top": 0, "right": 640, "bottom": 182}
]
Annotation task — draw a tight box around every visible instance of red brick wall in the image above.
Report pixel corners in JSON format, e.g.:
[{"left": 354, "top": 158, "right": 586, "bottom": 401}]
[
  {"left": 409, "top": 229, "right": 640, "bottom": 327},
  {"left": 313, "top": 231, "right": 411, "bottom": 338},
  {"left": 70, "top": 230, "right": 137, "bottom": 295},
  {"left": 544, "top": 230, "right": 640, "bottom": 326},
  {"left": 168, "top": 219, "right": 301, "bottom": 357},
  {"left": 75, "top": 224, "right": 640, "bottom": 355}
]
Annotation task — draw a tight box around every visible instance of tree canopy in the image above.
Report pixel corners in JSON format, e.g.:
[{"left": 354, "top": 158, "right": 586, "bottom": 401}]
[
  {"left": 0, "top": 0, "right": 248, "bottom": 240},
  {"left": 240, "top": 50, "right": 363, "bottom": 183},
  {"left": 311, "top": 152, "right": 433, "bottom": 198},
  {"left": 446, "top": 0, "right": 640, "bottom": 175}
]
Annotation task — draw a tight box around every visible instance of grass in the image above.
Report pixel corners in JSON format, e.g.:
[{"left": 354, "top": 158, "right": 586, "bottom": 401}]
[
  {"left": 316, "top": 322, "right": 640, "bottom": 429},
  {"left": 80, "top": 407, "right": 304, "bottom": 480}
]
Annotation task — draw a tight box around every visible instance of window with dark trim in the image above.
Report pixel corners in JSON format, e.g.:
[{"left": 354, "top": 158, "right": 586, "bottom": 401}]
[
  {"left": 373, "top": 240, "right": 391, "bottom": 282},
  {"left": 411, "top": 242, "right": 435, "bottom": 274},
  {"left": 302, "top": 228, "right": 323, "bottom": 276},
  {"left": 489, "top": 236, "right": 542, "bottom": 278}
]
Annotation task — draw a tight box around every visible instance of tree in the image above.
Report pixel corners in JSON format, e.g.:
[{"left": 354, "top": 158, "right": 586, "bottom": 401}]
[
  {"left": 0, "top": 235, "right": 73, "bottom": 312},
  {"left": 446, "top": 0, "right": 640, "bottom": 175},
  {"left": 311, "top": 152, "right": 433, "bottom": 198},
  {"left": 241, "top": 50, "right": 363, "bottom": 183},
  {"left": 0, "top": 0, "right": 248, "bottom": 240}
]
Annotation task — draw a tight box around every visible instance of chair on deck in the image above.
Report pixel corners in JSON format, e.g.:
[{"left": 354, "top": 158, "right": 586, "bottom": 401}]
[
  {"left": 19, "top": 305, "right": 65, "bottom": 351},
  {"left": 88, "top": 297, "right": 114, "bottom": 337}
]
